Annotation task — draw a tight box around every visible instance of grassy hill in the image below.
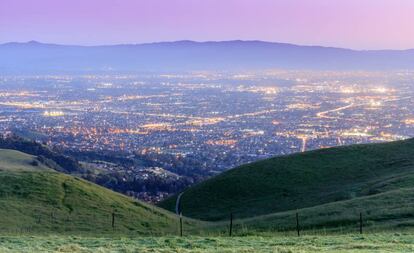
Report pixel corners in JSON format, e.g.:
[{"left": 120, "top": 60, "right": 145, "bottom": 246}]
[
  {"left": 201, "top": 187, "right": 414, "bottom": 235},
  {"left": 0, "top": 149, "right": 184, "bottom": 235},
  {"left": 159, "top": 138, "right": 414, "bottom": 222},
  {"left": 3, "top": 137, "right": 414, "bottom": 237}
]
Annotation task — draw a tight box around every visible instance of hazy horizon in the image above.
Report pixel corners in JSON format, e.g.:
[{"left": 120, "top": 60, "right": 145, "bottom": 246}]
[
  {"left": 1, "top": 0, "right": 414, "bottom": 50},
  {"left": 3, "top": 39, "right": 414, "bottom": 52}
]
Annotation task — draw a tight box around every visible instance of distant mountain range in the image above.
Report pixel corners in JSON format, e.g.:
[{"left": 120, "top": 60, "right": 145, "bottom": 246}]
[{"left": 1, "top": 40, "right": 414, "bottom": 73}]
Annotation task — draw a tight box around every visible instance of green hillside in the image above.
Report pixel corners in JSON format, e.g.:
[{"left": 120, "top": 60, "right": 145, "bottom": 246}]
[
  {"left": 0, "top": 149, "right": 183, "bottom": 235},
  {"left": 202, "top": 187, "right": 414, "bottom": 234},
  {"left": 159, "top": 138, "right": 414, "bottom": 222}
]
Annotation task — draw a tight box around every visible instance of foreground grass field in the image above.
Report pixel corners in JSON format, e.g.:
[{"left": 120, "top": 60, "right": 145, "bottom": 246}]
[{"left": 1, "top": 233, "right": 414, "bottom": 252}]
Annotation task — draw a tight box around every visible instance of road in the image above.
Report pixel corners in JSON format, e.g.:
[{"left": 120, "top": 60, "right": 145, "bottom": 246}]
[
  {"left": 175, "top": 192, "right": 184, "bottom": 215},
  {"left": 316, "top": 103, "right": 355, "bottom": 119},
  {"left": 316, "top": 96, "right": 412, "bottom": 120}
]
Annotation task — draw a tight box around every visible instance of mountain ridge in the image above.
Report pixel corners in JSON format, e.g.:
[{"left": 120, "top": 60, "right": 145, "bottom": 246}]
[
  {"left": 2, "top": 40, "right": 414, "bottom": 73},
  {"left": 2, "top": 40, "right": 413, "bottom": 51}
]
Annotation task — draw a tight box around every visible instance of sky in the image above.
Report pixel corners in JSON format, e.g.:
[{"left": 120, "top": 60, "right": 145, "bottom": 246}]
[{"left": 1, "top": 0, "right": 414, "bottom": 50}]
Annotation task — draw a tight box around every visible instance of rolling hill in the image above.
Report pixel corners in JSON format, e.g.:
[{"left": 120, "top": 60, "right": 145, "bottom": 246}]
[
  {"left": 1, "top": 40, "right": 414, "bottom": 74},
  {"left": 0, "top": 149, "right": 183, "bottom": 235},
  {"left": 3, "top": 139, "right": 414, "bottom": 236},
  {"left": 159, "top": 138, "right": 414, "bottom": 223}
]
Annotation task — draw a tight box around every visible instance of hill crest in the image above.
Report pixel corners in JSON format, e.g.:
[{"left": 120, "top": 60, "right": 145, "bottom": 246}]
[
  {"left": 159, "top": 138, "right": 414, "bottom": 221},
  {"left": 0, "top": 149, "right": 182, "bottom": 235}
]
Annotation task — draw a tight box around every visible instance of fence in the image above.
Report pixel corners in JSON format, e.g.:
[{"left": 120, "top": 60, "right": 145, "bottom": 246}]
[
  {"left": 0, "top": 208, "right": 409, "bottom": 237},
  {"left": 178, "top": 211, "right": 383, "bottom": 237}
]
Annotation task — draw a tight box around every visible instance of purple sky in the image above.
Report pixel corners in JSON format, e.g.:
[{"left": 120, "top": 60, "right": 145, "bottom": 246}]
[{"left": 1, "top": 0, "right": 413, "bottom": 49}]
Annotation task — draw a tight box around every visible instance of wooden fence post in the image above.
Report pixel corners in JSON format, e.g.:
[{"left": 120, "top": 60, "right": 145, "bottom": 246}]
[
  {"left": 359, "top": 212, "right": 363, "bottom": 234},
  {"left": 112, "top": 212, "right": 115, "bottom": 230},
  {"left": 179, "top": 212, "right": 183, "bottom": 237},
  {"left": 229, "top": 212, "right": 233, "bottom": 236},
  {"left": 296, "top": 212, "right": 300, "bottom": 237}
]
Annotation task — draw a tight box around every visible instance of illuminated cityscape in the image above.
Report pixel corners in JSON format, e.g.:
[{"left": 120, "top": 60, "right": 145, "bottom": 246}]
[{"left": 1, "top": 70, "right": 414, "bottom": 200}]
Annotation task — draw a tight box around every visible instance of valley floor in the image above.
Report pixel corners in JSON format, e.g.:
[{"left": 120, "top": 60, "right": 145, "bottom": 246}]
[{"left": 1, "top": 233, "right": 414, "bottom": 253}]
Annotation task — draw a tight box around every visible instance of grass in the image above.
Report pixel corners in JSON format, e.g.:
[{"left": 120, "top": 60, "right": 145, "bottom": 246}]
[
  {"left": 159, "top": 138, "right": 414, "bottom": 221},
  {"left": 1, "top": 232, "right": 414, "bottom": 252},
  {"left": 3, "top": 143, "right": 414, "bottom": 252},
  {"left": 2, "top": 142, "right": 414, "bottom": 237},
  {"left": 0, "top": 149, "right": 189, "bottom": 236},
  {"left": 202, "top": 187, "right": 414, "bottom": 235}
]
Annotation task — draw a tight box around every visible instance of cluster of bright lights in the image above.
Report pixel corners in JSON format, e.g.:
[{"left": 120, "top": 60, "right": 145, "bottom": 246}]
[{"left": 43, "top": 110, "right": 64, "bottom": 117}]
